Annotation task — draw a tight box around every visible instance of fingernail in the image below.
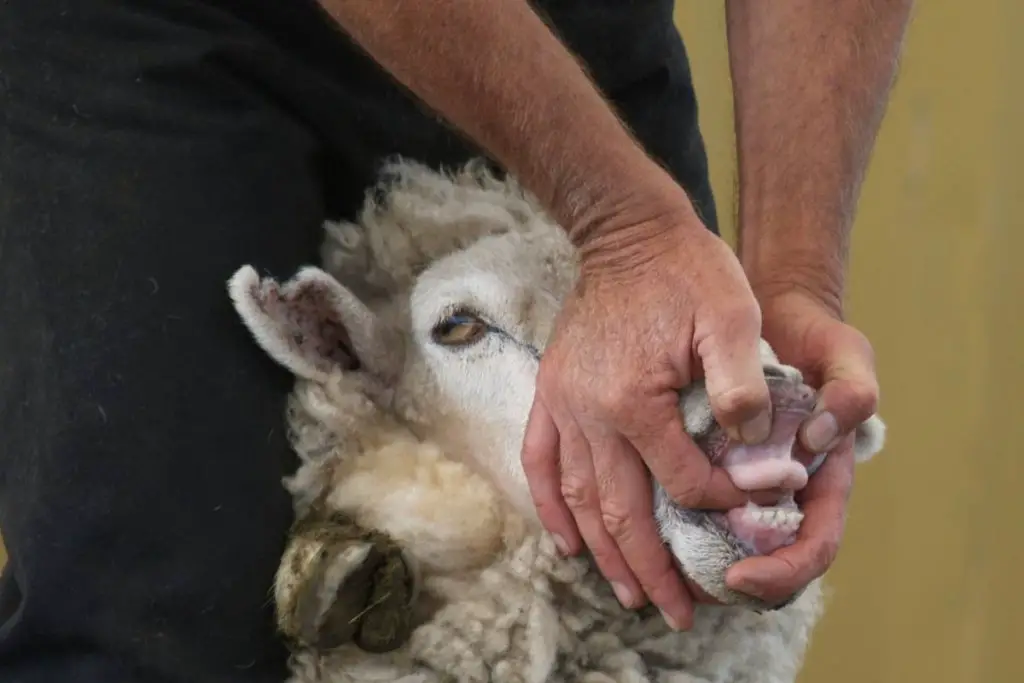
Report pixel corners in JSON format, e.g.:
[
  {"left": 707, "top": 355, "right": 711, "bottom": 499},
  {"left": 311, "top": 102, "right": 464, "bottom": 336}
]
[
  {"left": 611, "top": 582, "right": 635, "bottom": 609},
  {"left": 739, "top": 409, "right": 772, "bottom": 444},
  {"left": 803, "top": 411, "right": 839, "bottom": 452},
  {"left": 552, "top": 534, "right": 570, "bottom": 556},
  {"left": 659, "top": 607, "right": 682, "bottom": 631},
  {"left": 733, "top": 579, "right": 762, "bottom": 597}
]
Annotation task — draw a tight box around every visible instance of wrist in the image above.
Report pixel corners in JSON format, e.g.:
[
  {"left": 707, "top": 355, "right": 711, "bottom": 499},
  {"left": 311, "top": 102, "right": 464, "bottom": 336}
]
[
  {"left": 549, "top": 139, "right": 692, "bottom": 240},
  {"left": 746, "top": 263, "right": 846, "bottom": 322},
  {"left": 739, "top": 217, "right": 848, "bottom": 320},
  {"left": 565, "top": 166, "right": 708, "bottom": 279}
]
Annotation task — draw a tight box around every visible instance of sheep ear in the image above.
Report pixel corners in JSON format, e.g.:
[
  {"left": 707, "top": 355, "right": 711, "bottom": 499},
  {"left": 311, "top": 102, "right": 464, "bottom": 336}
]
[{"left": 227, "top": 265, "right": 400, "bottom": 384}]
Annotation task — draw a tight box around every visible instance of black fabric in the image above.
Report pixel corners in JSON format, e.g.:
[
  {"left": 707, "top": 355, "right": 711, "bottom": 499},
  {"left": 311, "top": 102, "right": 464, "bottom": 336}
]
[{"left": 0, "top": 1, "right": 718, "bottom": 681}]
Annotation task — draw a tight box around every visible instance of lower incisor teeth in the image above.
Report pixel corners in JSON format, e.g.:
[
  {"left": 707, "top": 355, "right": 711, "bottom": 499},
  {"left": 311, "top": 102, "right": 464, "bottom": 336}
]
[{"left": 750, "top": 507, "right": 804, "bottom": 529}]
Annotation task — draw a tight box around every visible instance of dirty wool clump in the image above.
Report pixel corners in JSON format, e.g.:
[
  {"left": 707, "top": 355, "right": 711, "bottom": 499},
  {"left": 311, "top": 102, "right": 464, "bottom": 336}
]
[{"left": 226, "top": 158, "right": 886, "bottom": 683}]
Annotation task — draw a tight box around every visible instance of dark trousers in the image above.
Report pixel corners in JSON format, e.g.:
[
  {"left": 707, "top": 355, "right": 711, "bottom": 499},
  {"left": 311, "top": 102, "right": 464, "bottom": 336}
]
[{"left": 0, "top": 1, "right": 717, "bottom": 681}]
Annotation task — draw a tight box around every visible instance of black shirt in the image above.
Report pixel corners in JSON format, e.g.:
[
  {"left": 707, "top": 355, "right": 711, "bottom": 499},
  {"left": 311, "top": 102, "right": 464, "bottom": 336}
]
[{"left": 200, "top": 0, "right": 719, "bottom": 229}]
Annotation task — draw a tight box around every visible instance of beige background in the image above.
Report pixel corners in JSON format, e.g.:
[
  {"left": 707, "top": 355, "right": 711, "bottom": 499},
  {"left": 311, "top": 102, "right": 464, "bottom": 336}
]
[
  {"left": 3, "top": 2, "right": 1023, "bottom": 681},
  {"left": 675, "top": 1, "right": 1024, "bottom": 681}
]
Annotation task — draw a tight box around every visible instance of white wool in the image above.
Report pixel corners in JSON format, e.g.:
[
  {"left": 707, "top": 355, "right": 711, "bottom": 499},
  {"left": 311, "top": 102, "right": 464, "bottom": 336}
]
[{"left": 227, "top": 158, "right": 886, "bottom": 683}]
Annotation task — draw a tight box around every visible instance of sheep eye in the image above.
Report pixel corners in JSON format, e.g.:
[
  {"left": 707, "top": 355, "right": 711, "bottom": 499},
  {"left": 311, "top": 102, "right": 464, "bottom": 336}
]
[{"left": 431, "top": 313, "right": 488, "bottom": 346}]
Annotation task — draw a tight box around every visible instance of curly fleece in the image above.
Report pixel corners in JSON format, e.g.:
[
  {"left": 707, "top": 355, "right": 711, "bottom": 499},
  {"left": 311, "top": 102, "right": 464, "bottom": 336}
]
[{"left": 279, "top": 375, "right": 824, "bottom": 683}]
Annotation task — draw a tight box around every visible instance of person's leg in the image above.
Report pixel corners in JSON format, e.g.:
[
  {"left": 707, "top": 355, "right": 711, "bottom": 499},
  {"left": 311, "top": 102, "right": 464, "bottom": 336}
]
[{"left": 0, "top": 3, "right": 335, "bottom": 681}]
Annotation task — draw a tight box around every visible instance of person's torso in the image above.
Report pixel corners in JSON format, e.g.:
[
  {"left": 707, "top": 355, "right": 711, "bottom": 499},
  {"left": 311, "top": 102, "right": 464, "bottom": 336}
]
[
  {"left": 197, "top": 0, "right": 716, "bottom": 226},
  {"left": 1, "top": 0, "right": 715, "bottom": 226}
]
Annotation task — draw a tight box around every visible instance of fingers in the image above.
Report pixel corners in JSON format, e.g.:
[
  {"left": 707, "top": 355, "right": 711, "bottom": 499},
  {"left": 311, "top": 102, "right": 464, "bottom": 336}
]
[
  {"left": 723, "top": 438, "right": 855, "bottom": 603},
  {"left": 521, "top": 397, "right": 579, "bottom": 556},
  {"left": 693, "top": 305, "right": 773, "bottom": 446},
  {"left": 799, "top": 329, "right": 880, "bottom": 453},
  {"left": 524, "top": 391, "right": 699, "bottom": 630},
  {"left": 625, "top": 402, "right": 751, "bottom": 510},
  {"left": 551, "top": 418, "right": 649, "bottom": 616},
  {"left": 588, "top": 426, "right": 695, "bottom": 629}
]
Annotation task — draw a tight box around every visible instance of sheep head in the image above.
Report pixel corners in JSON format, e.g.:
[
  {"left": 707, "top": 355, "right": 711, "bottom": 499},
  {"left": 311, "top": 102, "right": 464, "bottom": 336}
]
[{"left": 227, "top": 161, "right": 886, "bottom": 630}]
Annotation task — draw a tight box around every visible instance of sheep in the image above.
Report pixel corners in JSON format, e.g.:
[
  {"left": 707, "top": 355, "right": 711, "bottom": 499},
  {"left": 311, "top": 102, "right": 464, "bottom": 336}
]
[{"left": 226, "top": 159, "right": 887, "bottom": 683}]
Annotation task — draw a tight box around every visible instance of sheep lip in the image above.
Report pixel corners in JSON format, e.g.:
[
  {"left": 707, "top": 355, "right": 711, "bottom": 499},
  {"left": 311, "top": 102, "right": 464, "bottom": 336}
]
[{"left": 709, "top": 503, "right": 802, "bottom": 556}]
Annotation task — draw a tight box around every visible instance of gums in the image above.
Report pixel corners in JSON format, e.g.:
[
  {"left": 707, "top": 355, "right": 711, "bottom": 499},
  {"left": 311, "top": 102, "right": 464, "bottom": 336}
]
[{"left": 702, "top": 377, "right": 822, "bottom": 556}]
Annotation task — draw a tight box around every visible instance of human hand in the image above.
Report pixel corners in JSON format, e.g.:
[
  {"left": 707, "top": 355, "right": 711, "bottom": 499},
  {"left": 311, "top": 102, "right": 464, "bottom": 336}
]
[
  {"left": 724, "top": 289, "right": 880, "bottom": 604},
  {"left": 521, "top": 193, "right": 780, "bottom": 631}
]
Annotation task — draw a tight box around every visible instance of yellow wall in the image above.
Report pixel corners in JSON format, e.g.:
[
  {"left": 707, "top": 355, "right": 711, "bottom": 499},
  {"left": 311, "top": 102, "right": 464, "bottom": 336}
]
[{"left": 674, "top": 2, "right": 1024, "bottom": 682}]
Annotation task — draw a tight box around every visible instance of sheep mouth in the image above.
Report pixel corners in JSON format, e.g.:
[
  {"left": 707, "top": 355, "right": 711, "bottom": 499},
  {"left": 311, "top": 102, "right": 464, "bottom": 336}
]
[
  {"left": 707, "top": 502, "right": 803, "bottom": 557},
  {"left": 695, "top": 378, "right": 820, "bottom": 556},
  {"left": 521, "top": 330, "right": 818, "bottom": 557}
]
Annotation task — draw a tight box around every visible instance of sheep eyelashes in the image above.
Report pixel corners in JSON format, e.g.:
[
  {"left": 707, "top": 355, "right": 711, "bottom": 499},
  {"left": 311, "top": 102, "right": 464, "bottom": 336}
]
[{"left": 227, "top": 159, "right": 887, "bottom": 683}]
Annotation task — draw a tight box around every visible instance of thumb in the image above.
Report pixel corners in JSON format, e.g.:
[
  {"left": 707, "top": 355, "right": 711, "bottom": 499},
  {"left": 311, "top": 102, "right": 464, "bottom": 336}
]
[
  {"left": 799, "top": 332, "right": 880, "bottom": 453},
  {"left": 695, "top": 317, "right": 772, "bottom": 445}
]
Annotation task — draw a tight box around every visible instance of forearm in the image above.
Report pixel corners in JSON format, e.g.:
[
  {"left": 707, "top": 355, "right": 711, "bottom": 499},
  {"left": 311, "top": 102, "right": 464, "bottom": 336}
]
[
  {"left": 726, "top": 0, "right": 913, "bottom": 314},
  {"left": 317, "top": 0, "right": 685, "bottom": 245}
]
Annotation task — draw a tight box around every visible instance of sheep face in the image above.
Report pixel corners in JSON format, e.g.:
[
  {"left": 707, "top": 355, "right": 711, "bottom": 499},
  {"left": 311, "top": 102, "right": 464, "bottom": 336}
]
[
  {"left": 227, "top": 161, "right": 886, "bottom": 621},
  {"left": 395, "top": 226, "right": 577, "bottom": 527}
]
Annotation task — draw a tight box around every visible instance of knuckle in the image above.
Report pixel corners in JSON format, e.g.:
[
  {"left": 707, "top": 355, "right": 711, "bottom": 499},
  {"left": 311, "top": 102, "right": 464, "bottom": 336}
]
[
  {"left": 833, "top": 380, "right": 880, "bottom": 428},
  {"left": 846, "top": 325, "right": 876, "bottom": 357},
  {"left": 848, "top": 381, "right": 880, "bottom": 418},
  {"left": 599, "top": 504, "right": 634, "bottom": 541},
  {"left": 667, "top": 478, "right": 705, "bottom": 508},
  {"left": 658, "top": 461, "right": 709, "bottom": 507},
  {"left": 520, "top": 444, "right": 561, "bottom": 475},
  {"left": 560, "top": 475, "right": 594, "bottom": 511},
  {"left": 594, "top": 382, "right": 640, "bottom": 422},
  {"left": 712, "top": 383, "right": 770, "bottom": 420},
  {"left": 530, "top": 490, "right": 563, "bottom": 520},
  {"left": 520, "top": 441, "right": 550, "bottom": 471}
]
